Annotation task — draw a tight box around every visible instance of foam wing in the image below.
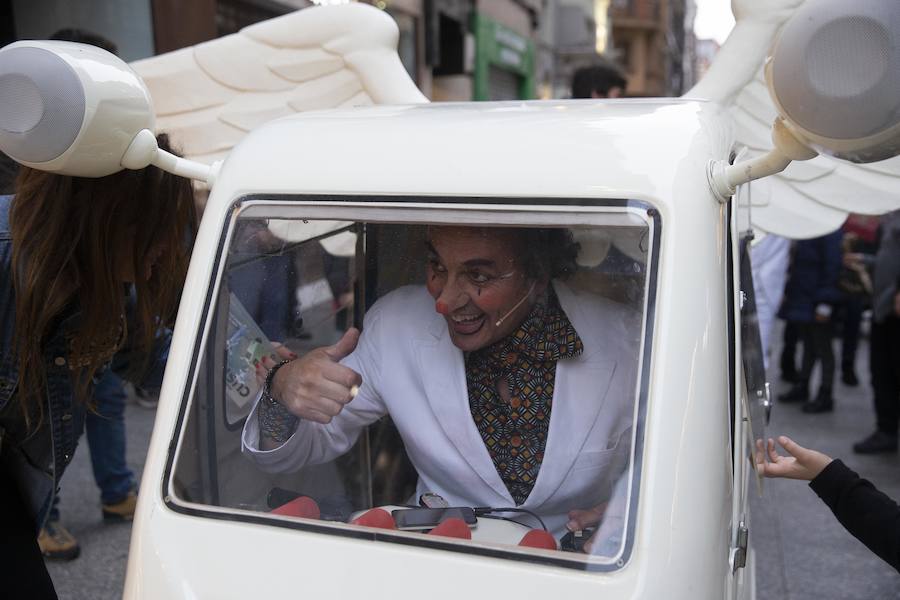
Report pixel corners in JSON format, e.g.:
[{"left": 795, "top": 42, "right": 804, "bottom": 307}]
[
  {"left": 687, "top": 0, "right": 900, "bottom": 239},
  {"left": 130, "top": 3, "right": 427, "bottom": 168}
]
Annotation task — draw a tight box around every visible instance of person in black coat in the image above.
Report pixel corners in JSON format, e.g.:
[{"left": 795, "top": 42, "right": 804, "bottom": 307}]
[
  {"left": 757, "top": 436, "right": 900, "bottom": 573},
  {"left": 777, "top": 230, "right": 844, "bottom": 412}
]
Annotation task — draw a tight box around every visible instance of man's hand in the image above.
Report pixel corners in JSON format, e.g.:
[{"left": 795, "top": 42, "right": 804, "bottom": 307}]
[
  {"left": 814, "top": 303, "right": 832, "bottom": 323},
  {"left": 755, "top": 436, "right": 833, "bottom": 481},
  {"left": 270, "top": 328, "right": 363, "bottom": 424},
  {"left": 566, "top": 504, "right": 608, "bottom": 553}
]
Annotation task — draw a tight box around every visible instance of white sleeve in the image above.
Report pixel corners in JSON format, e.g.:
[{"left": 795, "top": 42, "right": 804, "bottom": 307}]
[
  {"left": 241, "top": 308, "right": 388, "bottom": 473},
  {"left": 589, "top": 468, "right": 630, "bottom": 557}
]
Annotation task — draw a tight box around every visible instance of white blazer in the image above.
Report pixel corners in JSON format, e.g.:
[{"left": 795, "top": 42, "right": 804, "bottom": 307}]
[{"left": 243, "top": 280, "right": 641, "bottom": 537}]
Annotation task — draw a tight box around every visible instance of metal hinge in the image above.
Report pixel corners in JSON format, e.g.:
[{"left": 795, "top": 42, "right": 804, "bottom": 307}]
[{"left": 729, "top": 521, "right": 749, "bottom": 572}]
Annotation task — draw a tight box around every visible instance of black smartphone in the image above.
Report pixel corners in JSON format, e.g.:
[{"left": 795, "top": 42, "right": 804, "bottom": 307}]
[
  {"left": 392, "top": 507, "right": 477, "bottom": 530},
  {"left": 559, "top": 526, "right": 595, "bottom": 552}
]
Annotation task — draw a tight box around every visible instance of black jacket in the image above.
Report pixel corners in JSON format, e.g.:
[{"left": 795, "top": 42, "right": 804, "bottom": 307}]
[
  {"left": 778, "top": 231, "right": 844, "bottom": 323},
  {"left": 810, "top": 459, "right": 900, "bottom": 573}
]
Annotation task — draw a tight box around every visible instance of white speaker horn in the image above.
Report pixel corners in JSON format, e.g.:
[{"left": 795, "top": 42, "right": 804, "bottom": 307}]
[
  {"left": 766, "top": 0, "right": 900, "bottom": 164},
  {"left": 710, "top": 0, "right": 900, "bottom": 200},
  {"left": 0, "top": 40, "right": 155, "bottom": 177}
]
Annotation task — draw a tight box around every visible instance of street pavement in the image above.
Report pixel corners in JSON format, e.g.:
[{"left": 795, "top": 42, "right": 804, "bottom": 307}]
[
  {"left": 45, "top": 389, "right": 155, "bottom": 600},
  {"left": 753, "top": 325, "right": 900, "bottom": 599},
  {"left": 46, "top": 331, "right": 900, "bottom": 599}
]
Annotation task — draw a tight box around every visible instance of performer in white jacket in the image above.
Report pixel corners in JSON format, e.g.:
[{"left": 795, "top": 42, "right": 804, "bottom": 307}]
[{"left": 243, "top": 226, "right": 641, "bottom": 545}]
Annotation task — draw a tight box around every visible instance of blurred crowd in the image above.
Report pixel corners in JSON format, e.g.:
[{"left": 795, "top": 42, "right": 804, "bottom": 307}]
[
  {"left": 768, "top": 211, "right": 900, "bottom": 454},
  {"left": 752, "top": 210, "right": 900, "bottom": 575}
]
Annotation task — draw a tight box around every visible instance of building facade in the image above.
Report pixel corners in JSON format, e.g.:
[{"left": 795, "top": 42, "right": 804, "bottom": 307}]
[
  {"left": 607, "top": 0, "right": 696, "bottom": 96},
  {"left": 0, "top": 0, "right": 696, "bottom": 100}
]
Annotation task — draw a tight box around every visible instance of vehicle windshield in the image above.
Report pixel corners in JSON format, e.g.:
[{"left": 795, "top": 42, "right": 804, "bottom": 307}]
[{"left": 169, "top": 198, "right": 657, "bottom": 571}]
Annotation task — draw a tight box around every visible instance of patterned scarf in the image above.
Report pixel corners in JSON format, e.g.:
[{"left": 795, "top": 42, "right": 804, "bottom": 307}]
[{"left": 466, "top": 290, "right": 583, "bottom": 505}]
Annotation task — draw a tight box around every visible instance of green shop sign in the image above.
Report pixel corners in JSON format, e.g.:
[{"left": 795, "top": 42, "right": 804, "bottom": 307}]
[{"left": 472, "top": 12, "right": 535, "bottom": 101}]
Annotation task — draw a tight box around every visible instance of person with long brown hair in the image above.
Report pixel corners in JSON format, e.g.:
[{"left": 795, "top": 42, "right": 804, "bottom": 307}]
[{"left": 0, "top": 133, "right": 196, "bottom": 599}]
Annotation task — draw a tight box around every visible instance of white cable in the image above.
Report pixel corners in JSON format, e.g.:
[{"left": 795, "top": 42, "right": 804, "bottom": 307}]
[{"left": 494, "top": 281, "right": 537, "bottom": 327}]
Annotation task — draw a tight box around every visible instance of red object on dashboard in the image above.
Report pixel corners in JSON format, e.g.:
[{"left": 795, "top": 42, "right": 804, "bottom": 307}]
[
  {"left": 427, "top": 518, "right": 472, "bottom": 539},
  {"left": 351, "top": 508, "right": 397, "bottom": 529},
  {"left": 270, "top": 496, "right": 321, "bottom": 519},
  {"left": 518, "top": 530, "right": 557, "bottom": 550}
]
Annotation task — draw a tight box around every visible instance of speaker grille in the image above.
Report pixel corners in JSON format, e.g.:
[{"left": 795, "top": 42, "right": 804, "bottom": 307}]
[
  {"left": 0, "top": 46, "right": 86, "bottom": 163},
  {"left": 807, "top": 17, "right": 889, "bottom": 100},
  {"left": 771, "top": 2, "right": 900, "bottom": 141},
  {"left": 0, "top": 73, "right": 45, "bottom": 133}
]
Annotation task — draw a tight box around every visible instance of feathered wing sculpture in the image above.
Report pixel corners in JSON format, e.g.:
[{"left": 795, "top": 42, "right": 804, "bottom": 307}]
[
  {"left": 129, "top": 3, "right": 427, "bottom": 169},
  {"left": 687, "top": 0, "right": 900, "bottom": 239},
  {"left": 130, "top": 0, "right": 899, "bottom": 238}
]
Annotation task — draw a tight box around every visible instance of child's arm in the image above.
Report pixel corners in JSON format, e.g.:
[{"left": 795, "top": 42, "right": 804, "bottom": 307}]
[
  {"left": 758, "top": 436, "right": 900, "bottom": 573},
  {"left": 809, "top": 459, "right": 900, "bottom": 573}
]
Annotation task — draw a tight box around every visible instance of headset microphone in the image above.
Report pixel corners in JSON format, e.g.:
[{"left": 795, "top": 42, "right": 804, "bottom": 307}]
[{"left": 494, "top": 281, "right": 537, "bottom": 328}]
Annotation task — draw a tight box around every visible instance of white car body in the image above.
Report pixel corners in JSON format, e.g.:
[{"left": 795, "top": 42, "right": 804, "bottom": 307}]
[
  {"left": 125, "top": 99, "right": 759, "bottom": 599},
  {"left": 1, "top": 3, "right": 892, "bottom": 598}
]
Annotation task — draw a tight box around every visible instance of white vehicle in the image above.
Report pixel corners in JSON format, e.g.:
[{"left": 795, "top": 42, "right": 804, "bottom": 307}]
[{"left": 0, "top": 1, "right": 898, "bottom": 598}]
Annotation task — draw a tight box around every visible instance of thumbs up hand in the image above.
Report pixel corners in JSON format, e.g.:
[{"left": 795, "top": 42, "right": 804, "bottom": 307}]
[{"left": 269, "top": 328, "right": 363, "bottom": 424}]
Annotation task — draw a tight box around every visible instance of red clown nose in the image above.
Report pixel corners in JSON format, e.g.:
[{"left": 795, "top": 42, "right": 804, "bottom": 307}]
[{"left": 435, "top": 300, "right": 450, "bottom": 315}]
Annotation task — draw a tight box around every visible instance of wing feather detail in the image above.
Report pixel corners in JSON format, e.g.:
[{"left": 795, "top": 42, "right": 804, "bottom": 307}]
[
  {"left": 266, "top": 48, "right": 344, "bottom": 82},
  {"left": 130, "top": 4, "right": 426, "bottom": 166},
  {"left": 744, "top": 177, "right": 848, "bottom": 239},
  {"left": 691, "top": 1, "right": 900, "bottom": 238},
  {"left": 287, "top": 70, "right": 363, "bottom": 112},
  {"left": 133, "top": 48, "right": 233, "bottom": 115}
]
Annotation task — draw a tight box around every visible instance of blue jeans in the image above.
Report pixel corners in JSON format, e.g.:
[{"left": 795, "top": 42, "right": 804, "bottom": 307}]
[{"left": 49, "top": 371, "right": 135, "bottom": 520}]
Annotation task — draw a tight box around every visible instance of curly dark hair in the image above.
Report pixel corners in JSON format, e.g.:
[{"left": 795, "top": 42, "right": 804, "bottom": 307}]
[
  {"left": 517, "top": 228, "right": 580, "bottom": 281},
  {"left": 571, "top": 63, "right": 627, "bottom": 99},
  {"left": 424, "top": 226, "right": 580, "bottom": 282}
]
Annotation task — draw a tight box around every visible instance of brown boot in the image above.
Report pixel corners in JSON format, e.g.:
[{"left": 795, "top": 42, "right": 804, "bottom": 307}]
[
  {"left": 102, "top": 490, "right": 138, "bottom": 522},
  {"left": 37, "top": 520, "right": 81, "bottom": 560}
]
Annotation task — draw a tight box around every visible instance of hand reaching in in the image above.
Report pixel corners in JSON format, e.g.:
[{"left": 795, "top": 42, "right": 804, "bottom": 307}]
[
  {"left": 566, "top": 503, "right": 608, "bottom": 554},
  {"left": 756, "top": 436, "right": 833, "bottom": 481}
]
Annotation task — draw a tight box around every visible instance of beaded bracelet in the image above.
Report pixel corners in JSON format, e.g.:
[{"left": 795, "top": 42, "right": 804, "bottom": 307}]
[{"left": 258, "top": 359, "right": 299, "bottom": 444}]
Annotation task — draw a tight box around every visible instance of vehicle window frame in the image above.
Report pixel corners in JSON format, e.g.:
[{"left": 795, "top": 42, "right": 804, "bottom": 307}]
[{"left": 162, "top": 194, "right": 662, "bottom": 573}]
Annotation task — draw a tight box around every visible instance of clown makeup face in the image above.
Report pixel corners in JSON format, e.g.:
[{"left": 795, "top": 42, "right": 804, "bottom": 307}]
[{"left": 425, "top": 227, "right": 547, "bottom": 352}]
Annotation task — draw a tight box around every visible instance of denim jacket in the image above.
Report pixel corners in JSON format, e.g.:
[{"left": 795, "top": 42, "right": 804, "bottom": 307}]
[{"left": 0, "top": 194, "right": 169, "bottom": 531}]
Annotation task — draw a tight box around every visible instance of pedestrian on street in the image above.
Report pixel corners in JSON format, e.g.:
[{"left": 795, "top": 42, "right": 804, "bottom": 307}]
[
  {"left": 750, "top": 233, "right": 790, "bottom": 369},
  {"left": 0, "top": 140, "right": 196, "bottom": 600},
  {"left": 571, "top": 62, "right": 627, "bottom": 99},
  {"left": 2, "top": 148, "right": 143, "bottom": 562},
  {"left": 853, "top": 209, "right": 900, "bottom": 454},
  {"left": 757, "top": 436, "right": 900, "bottom": 574},
  {"left": 777, "top": 231, "right": 844, "bottom": 413},
  {"left": 37, "top": 371, "right": 139, "bottom": 561},
  {"left": 32, "top": 27, "right": 140, "bottom": 564},
  {"left": 837, "top": 215, "right": 880, "bottom": 387}
]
